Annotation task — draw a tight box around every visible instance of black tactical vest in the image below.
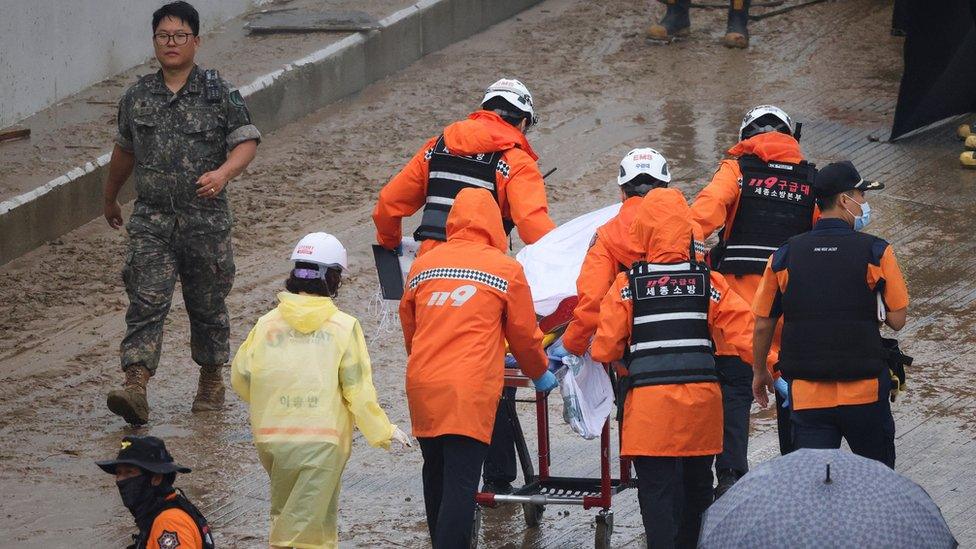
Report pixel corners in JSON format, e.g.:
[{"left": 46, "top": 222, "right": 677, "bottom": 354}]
[
  {"left": 131, "top": 491, "right": 215, "bottom": 549},
  {"left": 778, "top": 230, "right": 885, "bottom": 381},
  {"left": 624, "top": 260, "right": 716, "bottom": 387},
  {"left": 715, "top": 154, "right": 816, "bottom": 275},
  {"left": 414, "top": 135, "right": 510, "bottom": 242}
]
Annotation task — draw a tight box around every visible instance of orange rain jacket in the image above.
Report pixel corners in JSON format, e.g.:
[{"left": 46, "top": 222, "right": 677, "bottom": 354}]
[
  {"left": 591, "top": 188, "right": 757, "bottom": 457},
  {"left": 146, "top": 493, "right": 203, "bottom": 549},
  {"left": 562, "top": 196, "right": 652, "bottom": 356},
  {"left": 400, "top": 188, "right": 548, "bottom": 444},
  {"left": 373, "top": 110, "right": 556, "bottom": 257},
  {"left": 690, "top": 131, "right": 815, "bottom": 362}
]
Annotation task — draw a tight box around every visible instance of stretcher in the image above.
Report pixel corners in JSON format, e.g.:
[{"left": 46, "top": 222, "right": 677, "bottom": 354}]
[{"left": 471, "top": 299, "right": 635, "bottom": 549}]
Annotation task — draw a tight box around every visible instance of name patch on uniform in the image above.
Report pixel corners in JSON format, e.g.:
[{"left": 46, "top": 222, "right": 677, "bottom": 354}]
[{"left": 634, "top": 273, "right": 705, "bottom": 299}]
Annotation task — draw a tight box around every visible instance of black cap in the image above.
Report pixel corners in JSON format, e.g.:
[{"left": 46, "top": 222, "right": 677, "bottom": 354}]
[
  {"left": 814, "top": 160, "right": 884, "bottom": 198},
  {"left": 96, "top": 435, "right": 191, "bottom": 475}
]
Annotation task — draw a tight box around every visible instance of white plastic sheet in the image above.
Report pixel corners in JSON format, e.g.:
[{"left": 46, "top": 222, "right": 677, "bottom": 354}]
[{"left": 516, "top": 203, "right": 622, "bottom": 316}]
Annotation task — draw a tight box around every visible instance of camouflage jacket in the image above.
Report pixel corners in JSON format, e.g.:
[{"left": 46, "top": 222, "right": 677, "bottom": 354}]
[{"left": 116, "top": 65, "right": 261, "bottom": 236}]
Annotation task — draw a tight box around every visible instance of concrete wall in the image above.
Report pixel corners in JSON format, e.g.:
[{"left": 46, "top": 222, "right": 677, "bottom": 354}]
[{"left": 0, "top": 0, "right": 255, "bottom": 129}]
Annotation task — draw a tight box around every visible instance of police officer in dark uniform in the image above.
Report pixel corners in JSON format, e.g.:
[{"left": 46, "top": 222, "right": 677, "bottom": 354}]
[
  {"left": 103, "top": 2, "right": 260, "bottom": 425},
  {"left": 97, "top": 435, "right": 214, "bottom": 549},
  {"left": 752, "top": 161, "right": 910, "bottom": 468}
]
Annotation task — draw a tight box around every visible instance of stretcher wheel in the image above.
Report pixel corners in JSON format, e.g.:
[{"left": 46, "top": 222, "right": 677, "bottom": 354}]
[
  {"left": 470, "top": 506, "right": 482, "bottom": 549},
  {"left": 522, "top": 502, "right": 545, "bottom": 527},
  {"left": 594, "top": 510, "right": 613, "bottom": 549}
]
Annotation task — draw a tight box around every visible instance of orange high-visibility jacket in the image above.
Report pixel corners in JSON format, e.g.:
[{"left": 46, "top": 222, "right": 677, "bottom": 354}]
[
  {"left": 690, "top": 131, "right": 815, "bottom": 363},
  {"left": 591, "top": 188, "right": 756, "bottom": 457},
  {"left": 400, "top": 188, "right": 548, "bottom": 444},
  {"left": 373, "top": 110, "right": 555, "bottom": 257},
  {"left": 561, "top": 196, "right": 645, "bottom": 356}
]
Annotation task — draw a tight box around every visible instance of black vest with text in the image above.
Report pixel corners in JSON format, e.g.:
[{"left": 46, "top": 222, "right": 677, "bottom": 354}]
[
  {"left": 624, "top": 260, "right": 716, "bottom": 387},
  {"left": 414, "top": 135, "right": 510, "bottom": 242},
  {"left": 778, "top": 230, "right": 885, "bottom": 381},
  {"left": 716, "top": 154, "right": 816, "bottom": 275},
  {"left": 131, "top": 491, "right": 215, "bottom": 549}
]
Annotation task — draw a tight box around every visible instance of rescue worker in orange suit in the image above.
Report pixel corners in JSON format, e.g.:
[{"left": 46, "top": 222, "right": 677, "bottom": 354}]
[
  {"left": 592, "top": 188, "right": 759, "bottom": 549},
  {"left": 554, "top": 148, "right": 676, "bottom": 361},
  {"left": 373, "top": 79, "right": 555, "bottom": 494},
  {"left": 752, "top": 161, "right": 908, "bottom": 469},
  {"left": 97, "top": 435, "right": 213, "bottom": 549},
  {"left": 372, "top": 77, "right": 555, "bottom": 257},
  {"left": 399, "top": 188, "right": 555, "bottom": 548},
  {"left": 648, "top": 0, "right": 752, "bottom": 49},
  {"left": 690, "top": 104, "right": 817, "bottom": 497}
]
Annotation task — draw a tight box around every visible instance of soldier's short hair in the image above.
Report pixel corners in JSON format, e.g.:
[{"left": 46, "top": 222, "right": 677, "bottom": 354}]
[{"left": 153, "top": 1, "right": 200, "bottom": 35}]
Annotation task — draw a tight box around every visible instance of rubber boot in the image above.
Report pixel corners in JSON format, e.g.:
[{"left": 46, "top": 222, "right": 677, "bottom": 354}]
[
  {"left": 723, "top": 0, "right": 750, "bottom": 49},
  {"left": 647, "top": 0, "right": 691, "bottom": 42},
  {"left": 965, "top": 134, "right": 976, "bottom": 150},
  {"left": 107, "top": 364, "right": 151, "bottom": 425},
  {"left": 961, "top": 151, "right": 976, "bottom": 169},
  {"left": 191, "top": 364, "right": 226, "bottom": 412}
]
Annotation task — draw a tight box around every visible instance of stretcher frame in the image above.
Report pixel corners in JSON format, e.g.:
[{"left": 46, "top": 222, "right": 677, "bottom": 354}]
[{"left": 471, "top": 366, "right": 635, "bottom": 548}]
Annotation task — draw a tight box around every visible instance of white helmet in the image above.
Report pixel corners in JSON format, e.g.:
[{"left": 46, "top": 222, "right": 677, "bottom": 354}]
[
  {"left": 481, "top": 78, "right": 538, "bottom": 127},
  {"left": 618, "top": 147, "right": 671, "bottom": 187},
  {"left": 290, "top": 232, "right": 348, "bottom": 273},
  {"left": 739, "top": 105, "right": 794, "bottom": 141}
]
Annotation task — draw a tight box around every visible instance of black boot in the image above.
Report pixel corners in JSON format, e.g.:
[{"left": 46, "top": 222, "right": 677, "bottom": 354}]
[
  {"left": 648, "top": 0, "right": 691, "bottom": 42},
  {"left": 723, "top": 0, "right": 750, "bottom": 48}
]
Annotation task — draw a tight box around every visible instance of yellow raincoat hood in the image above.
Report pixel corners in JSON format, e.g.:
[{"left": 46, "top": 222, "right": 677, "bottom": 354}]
[{"left": 277, "top": 291, "right": 337, "bottom": 334}]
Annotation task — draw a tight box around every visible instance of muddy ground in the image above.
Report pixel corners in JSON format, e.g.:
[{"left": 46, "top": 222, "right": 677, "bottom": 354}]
[{"left": 1, "top": 0, "right": 975, "bottom": 547}]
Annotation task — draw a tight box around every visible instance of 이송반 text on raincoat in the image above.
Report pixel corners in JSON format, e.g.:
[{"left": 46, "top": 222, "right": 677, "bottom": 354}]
[{"left": 232, "top": 292, "right": 397, "bottom": 549}]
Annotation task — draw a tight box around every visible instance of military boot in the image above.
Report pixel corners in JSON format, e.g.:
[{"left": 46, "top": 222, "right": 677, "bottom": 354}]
[
  {"left": 648, "top": 0, "right": 691, "bottom": 42},
  {"left": 191, "top": 364, "right": 226, "bottom": 412},
  {"left": 723, "top": 0, "right": 751, "bottom": 49},
  {"left": 107, "top": 364, "right": 151, "bottom": 425}
]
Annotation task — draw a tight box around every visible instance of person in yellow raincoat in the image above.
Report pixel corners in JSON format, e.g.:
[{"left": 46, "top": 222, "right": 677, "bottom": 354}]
[{"left": 231, "top": 232, "right": 411, "bottom": 549}]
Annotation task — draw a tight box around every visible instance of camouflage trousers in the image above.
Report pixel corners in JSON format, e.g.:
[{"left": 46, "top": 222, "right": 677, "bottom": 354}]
[{"left": 120, "top": 227, "right": 235, "bottom": 373}]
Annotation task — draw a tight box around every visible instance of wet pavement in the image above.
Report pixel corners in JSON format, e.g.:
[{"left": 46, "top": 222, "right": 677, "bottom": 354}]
[{"left": 1, "top": 0, "right": 975, "bottom": 547}]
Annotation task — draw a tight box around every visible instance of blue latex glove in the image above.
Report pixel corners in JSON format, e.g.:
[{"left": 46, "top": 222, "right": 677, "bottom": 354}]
[
  {"left": 533, "top": 371, "right": 559, "bottom": 392},
  {"left": 547, "top": 340, "right": 570, "bottom": 372},
  {"left": 774, "top": 377, "right": 790, "bottom": 408},
  {"left": 504, "top": 354, "right": 518, "bottom": 368}
]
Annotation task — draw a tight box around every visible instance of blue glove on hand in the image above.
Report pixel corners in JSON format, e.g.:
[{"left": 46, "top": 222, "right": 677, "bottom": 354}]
[
  {"left": 774, "top": 377, "right": 790, "bottom": 408},
  {"left": 504, "top": 354, "right": 518, "bottom": 368},
  {"left": 547, "top": 340, "right": 571, "bottom": 372},
  {"left": 533, "top": 371, "right": 559, "bottom": 392}
]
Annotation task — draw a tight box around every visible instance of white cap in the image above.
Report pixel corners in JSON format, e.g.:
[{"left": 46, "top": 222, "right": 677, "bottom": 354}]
[
  {"left": 618, "top": 148, "right": 671, "bottom": 186},
  {"left": 739, "top": 105, "right": 794, "bottom": 141},
  {"left": 290, "top": 232, "right": 348, "bottom": 272},
  {"left": 481, "top": 78, "right": 538, "bottom": 126}
]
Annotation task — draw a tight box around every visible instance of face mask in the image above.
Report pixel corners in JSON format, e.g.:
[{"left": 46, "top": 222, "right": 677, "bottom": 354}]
[
  {"left": 117, "top": 474, "right": 157, "bottom": 521},
  {"left": 842, "top": 194, "right": 872, "bottom": 231}
]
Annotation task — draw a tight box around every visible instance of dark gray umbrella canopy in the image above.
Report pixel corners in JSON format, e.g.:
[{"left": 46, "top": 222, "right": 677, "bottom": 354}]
[{"left": 699, "top": 449, "right": 957, "bottom": 549}]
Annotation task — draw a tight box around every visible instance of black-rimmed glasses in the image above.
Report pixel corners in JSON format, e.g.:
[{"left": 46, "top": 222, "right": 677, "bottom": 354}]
[{"left": 153, "top": 32, "right": 195, "bottom": 46}]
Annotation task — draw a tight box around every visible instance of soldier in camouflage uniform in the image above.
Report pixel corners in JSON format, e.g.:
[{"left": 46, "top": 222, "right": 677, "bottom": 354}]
[{"left": 103, "top": 1, "right": 260, "bottom": 425}]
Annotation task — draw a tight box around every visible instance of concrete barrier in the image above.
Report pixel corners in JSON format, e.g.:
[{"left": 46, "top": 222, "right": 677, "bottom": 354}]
[{"left": 0, "top": 0, "right": 544, "bottom": 265}]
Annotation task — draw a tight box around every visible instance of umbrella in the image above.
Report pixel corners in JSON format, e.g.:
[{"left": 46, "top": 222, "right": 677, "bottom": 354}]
[{"left": 699, "top": 449, "right": 958, "bottom": 548}]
